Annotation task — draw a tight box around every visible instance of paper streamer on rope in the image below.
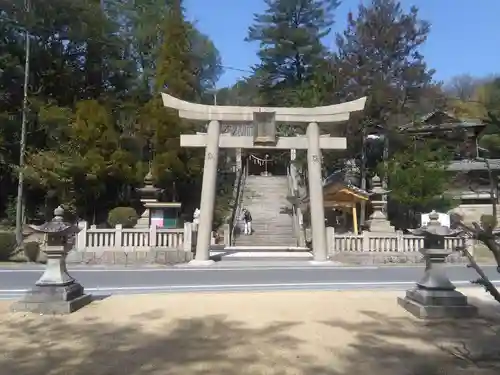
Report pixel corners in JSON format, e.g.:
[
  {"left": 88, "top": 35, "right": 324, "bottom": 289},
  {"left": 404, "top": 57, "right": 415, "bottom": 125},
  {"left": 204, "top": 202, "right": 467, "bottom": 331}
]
[{"left": 249, "top": 154, "right": 272, "bottom": 166}]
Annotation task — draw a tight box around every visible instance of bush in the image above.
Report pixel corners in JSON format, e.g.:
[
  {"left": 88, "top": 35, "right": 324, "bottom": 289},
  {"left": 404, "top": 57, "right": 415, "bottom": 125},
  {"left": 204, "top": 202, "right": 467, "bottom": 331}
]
[
  {"left": 480, "top": 214, "right": 497, "bottom": 231},
  {"left": 0, "top": 231, "right": 17, "bottom": 261},
  {"left": 24, "top": 241, "right": 40, "bottom": 262},
  {"left": 107, "top": 207, "right": 139, "bottom": 228}
]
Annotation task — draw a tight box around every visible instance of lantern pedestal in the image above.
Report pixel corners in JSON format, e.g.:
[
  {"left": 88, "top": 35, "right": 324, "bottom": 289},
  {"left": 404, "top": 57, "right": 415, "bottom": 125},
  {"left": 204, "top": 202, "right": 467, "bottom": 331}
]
[
  {"left": 398, "top": 289, "right": 477, "bottom": 319},
  {"left": 12, "top": 246, "right": 91, "bottom": 314},
  {"left": 12, "top": 284, "right": 91, "bottom": 315},
  {"left": 398, "top": 248, "right": 477, "bottom": 319}
]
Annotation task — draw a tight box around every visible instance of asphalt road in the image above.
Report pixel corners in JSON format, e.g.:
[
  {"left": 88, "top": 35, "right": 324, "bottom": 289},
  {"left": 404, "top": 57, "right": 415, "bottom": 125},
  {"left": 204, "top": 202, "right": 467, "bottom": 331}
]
[{"left": 0, "top": 264, "right": 499, "bottom": 299}]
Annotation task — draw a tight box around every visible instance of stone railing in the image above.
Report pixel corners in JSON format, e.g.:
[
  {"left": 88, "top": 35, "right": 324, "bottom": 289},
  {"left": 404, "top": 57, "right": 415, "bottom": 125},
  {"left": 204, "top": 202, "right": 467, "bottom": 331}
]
[
  {"left": 326, "top": 228, "right": 467, "bottom": 253},
  {"left": 230, "top": 164, "right": 247, "bottom": 245},
  {"left": 74, "top": 221, "right": 197, "bottom": 252},
  {"left": 289, "top": 163, "right": 306, "bottom": 247}
]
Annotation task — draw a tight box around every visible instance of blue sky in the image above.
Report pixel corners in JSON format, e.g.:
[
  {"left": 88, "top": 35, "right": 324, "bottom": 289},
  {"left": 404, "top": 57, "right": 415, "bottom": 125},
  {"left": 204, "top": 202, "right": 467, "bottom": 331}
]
[{"left": 185, "top": 0, "right": 500, "bottom": 89}]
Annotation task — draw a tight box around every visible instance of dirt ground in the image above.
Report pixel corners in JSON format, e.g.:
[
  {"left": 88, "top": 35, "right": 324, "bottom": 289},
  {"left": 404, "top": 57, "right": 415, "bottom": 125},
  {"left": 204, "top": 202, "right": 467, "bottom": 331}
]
[{"left": 1, "top": 289, "right": 500, "bottom": 375}]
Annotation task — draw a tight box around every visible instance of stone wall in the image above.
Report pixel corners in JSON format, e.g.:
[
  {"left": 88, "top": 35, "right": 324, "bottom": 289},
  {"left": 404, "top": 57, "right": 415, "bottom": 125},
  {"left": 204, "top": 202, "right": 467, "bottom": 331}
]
[
  {"left": 330, "top": 251, "right": 466, "bottom": 265},
  {"left": 66, "top": 248, "right": 193, "bottom": 266}
]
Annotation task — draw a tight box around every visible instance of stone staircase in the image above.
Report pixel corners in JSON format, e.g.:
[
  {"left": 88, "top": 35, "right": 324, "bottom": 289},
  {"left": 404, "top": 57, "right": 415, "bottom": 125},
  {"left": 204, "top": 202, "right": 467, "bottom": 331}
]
[{"left": 234, "top": 175, "right": 297, "bottom": 247}]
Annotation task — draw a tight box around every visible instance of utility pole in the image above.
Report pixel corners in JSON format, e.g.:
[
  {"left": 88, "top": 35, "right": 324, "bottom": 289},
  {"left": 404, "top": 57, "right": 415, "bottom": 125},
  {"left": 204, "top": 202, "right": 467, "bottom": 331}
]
[{"left": 15, "top": 0, "right": 31, "bottom": 246}]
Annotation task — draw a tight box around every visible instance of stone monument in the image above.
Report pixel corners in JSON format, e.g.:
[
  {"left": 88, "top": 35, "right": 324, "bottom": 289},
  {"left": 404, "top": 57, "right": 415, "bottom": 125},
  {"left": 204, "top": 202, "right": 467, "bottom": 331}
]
[
  {"left": 367, "top": 174, "right": 395, "bottom": 233},
  {"left": 398, "top": 211, "right": 477, "bottom": 319},
  {"left": 11, "top": 206, "right": 92, "bottom": 314}
]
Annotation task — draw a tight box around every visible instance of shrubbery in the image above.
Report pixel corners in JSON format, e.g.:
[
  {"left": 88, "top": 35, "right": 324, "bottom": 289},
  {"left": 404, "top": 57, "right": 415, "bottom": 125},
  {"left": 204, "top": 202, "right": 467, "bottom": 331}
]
[
  {"left": 24, "top": 241, "right": 40, "bottom": 262},
  {"left": 480, "top": 214, "right": 497, "bottom": 230},
  {"left": 107, "top": 207, "right": 139, "bottom": 228},
  {"left": 0, "top": 231, "right": 17, "bottom": 261}
]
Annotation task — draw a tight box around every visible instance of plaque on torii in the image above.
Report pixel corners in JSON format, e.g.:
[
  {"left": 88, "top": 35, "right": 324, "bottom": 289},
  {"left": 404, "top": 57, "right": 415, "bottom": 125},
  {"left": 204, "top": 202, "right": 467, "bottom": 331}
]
[
  {"left": 161, "top": 92, "right": 367, "bottom": 265},
  {"left": 253, "top": 111, "right": 277, "bottom": 146}
]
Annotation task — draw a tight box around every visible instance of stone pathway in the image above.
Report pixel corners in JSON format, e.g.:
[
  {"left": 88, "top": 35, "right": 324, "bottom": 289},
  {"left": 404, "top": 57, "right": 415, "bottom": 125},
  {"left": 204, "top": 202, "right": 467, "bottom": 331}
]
[{"left": 1, "top": 289, "right": 500, "bottom": 375}]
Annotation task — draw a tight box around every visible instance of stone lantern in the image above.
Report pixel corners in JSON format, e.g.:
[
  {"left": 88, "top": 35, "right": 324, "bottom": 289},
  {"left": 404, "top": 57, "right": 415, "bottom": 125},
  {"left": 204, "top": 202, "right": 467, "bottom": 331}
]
[
  {"left": 136, "top": 168, "right": 163, "bottom": 202},
  {"left": 367, "top": 175, "right": 394, "bottom": 233},
  {"left": 135, "top": 168, "right": 164, "bottom": 228},
  {"left": 398, "top": 210, "right": 477, "bottom": 319},
  {"left": 11, "top": 206, "right": 92, "bottom": 314}
]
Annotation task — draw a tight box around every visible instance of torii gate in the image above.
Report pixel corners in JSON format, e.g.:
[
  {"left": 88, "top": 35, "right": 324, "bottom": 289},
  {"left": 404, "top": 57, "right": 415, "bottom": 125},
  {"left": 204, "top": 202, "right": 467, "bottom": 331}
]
[{"left": 162, "top": 93, "right": 367, "bottom": 265}]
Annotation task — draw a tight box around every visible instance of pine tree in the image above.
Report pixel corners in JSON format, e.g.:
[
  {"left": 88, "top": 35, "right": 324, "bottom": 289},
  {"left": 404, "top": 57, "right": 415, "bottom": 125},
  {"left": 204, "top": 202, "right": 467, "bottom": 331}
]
[
  {"left": 335, "top": 0, "right": 437, "bottom": 133},
  {"left": 247, "top": 0, "right": 340, "bottom": 106}
]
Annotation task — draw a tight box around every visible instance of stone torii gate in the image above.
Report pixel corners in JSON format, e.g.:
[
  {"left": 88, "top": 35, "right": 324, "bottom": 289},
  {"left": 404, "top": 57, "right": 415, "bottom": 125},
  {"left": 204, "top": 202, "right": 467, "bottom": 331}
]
[{"left": 162, "top": 93, "right": 367, "bottom": 265}]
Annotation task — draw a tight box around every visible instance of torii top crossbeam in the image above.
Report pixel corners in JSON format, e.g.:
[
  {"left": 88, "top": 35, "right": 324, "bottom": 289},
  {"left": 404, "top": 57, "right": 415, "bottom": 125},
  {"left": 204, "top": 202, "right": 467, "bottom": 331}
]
[{"left": 161, "top": 93, "right": 367, "bottom": 124}]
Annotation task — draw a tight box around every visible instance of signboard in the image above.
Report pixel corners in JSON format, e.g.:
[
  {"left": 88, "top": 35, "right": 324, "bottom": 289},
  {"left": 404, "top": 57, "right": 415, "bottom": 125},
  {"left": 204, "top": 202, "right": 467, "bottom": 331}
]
[
  {"left": 150, "top": 209, "right": 164, "bottom": 228},
  {"left": 253, "top": 111, "right": 276, "bottom": 145}
]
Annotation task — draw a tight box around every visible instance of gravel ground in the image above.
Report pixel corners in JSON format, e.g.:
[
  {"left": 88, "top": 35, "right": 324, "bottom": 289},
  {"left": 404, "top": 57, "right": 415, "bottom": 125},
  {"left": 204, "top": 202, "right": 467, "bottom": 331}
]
[{"left": 1, "top": 289, "right": 500, "bottom": 375}]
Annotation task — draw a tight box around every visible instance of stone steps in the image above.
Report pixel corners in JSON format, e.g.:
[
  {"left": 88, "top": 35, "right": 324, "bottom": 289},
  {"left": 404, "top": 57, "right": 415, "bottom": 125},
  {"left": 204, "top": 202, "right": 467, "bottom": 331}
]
[{"left": 234, "top": 175, "right": 297, "bottom": 247}]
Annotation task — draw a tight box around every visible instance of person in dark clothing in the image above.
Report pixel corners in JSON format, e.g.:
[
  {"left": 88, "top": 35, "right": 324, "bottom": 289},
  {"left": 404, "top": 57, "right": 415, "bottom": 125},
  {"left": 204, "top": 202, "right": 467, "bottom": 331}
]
[{"left": 242, "top": 208, "right": 252, "bottom": 235}]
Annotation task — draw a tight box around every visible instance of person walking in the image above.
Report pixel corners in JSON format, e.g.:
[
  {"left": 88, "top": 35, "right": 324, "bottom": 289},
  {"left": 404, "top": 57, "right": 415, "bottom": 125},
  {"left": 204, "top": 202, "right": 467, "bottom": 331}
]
[{"left": 242, "top": 208, "right": 252, "bottom": 235}]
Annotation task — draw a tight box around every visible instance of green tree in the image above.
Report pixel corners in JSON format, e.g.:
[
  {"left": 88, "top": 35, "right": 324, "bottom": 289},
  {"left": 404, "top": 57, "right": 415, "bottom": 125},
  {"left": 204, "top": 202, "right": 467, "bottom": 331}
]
[
  {"left": 136, "top": 0, "right": 204, "bottom": 210},
  {"left": 334, "top": 0, "right": 440, "bottom": 158},
  {"left": 0, "top": 0, "right": 222, "bottom": 227},
  {"left": 383, "top": 141, "right": 454, "bottom": 228},
  {"left": 24, "top": 100, "right": 138, "bottom": 222},
  {"left": 246, "top": 0, "right": 340, "bottom": 106}
]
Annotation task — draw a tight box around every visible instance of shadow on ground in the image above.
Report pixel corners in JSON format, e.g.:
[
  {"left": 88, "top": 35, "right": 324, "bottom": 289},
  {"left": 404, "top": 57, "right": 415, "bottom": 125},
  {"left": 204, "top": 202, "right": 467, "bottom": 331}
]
[
  {"left": 320, "top": 297, "right": 500, "bottom": 375},
  {"left": 1, "top": 296, "right": 500, "bottom": 375}
]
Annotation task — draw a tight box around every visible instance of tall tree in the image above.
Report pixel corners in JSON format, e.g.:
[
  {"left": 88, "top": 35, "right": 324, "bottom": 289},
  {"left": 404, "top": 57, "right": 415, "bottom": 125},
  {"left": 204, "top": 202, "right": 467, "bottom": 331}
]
[
  {"left": 445, "top": 74, "right": 485, "bottom": 102},
  {"left": 246, "top": 0, "right": 340, "bottom": 106},
  {"left": 0, "top": 0, "right": 223, "bottom": 225},
  {"left": 335, "top": 0, "right": 438, "bottom": 147},
  {"left": 137, "top": 0, "right": 204, "bottom": 208}
]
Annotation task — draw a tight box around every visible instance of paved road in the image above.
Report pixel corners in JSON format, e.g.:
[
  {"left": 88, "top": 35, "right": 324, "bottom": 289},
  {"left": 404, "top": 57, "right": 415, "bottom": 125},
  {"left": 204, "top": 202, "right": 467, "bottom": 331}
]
[{"left": 0, "top": 264, "right": 499, "bottom": 299}]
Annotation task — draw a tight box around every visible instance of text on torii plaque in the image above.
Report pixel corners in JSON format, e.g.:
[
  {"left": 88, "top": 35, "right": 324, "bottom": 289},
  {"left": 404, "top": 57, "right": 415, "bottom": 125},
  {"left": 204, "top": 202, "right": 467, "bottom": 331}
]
[{"left": 253, "top": 111, "right": 277, "bottom": 145}]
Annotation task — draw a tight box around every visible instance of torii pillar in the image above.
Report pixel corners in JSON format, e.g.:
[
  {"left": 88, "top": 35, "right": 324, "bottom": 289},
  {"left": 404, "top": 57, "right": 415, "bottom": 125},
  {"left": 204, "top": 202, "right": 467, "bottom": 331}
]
[{"left": 162, "top": 93, "right": 367, "bottom": 265}]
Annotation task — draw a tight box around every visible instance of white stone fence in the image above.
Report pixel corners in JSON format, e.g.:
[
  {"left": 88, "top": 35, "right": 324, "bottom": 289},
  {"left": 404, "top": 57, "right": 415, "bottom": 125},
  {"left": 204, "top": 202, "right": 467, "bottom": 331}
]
[
  {"left": 74, "top": 221, "right": 198, "bottom": 252},
  {"left": 74, "top": 221, "right": 468, "bottom": 254},
  {"left": 325, "top": 228, "right": 468, "bottom": 253}
]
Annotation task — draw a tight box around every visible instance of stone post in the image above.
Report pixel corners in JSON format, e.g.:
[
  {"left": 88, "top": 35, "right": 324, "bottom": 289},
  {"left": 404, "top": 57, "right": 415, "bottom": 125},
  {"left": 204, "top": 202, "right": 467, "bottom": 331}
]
[
  {"left": 396, "top": 230, "right": 404, "bottom": 251},
  {"left": 183, "top": 222, "right": 192, "bottom": 252},
  {"left": 76, "top": 221, "right": 87, "bottom": 251},
  {"left": 362, "top": 231, "right": 371, "bottom": 252},
  {"left": 192, "top": 120, "right": 220, "bottom": 265},
  {"left": 223, "top": 223, "right": 230, "bottom": 246},
  {"left": 114, "top": 224, "right": 123, "bottom": 249},
  {"left": 306, "top": 122, "right": 328, "bottom": 263},
  {"left": 149, "top": 224, "right": 157, "bottom": 247},
  {"left": 326, "top": 227, "right": 335, "bottom": 254}
]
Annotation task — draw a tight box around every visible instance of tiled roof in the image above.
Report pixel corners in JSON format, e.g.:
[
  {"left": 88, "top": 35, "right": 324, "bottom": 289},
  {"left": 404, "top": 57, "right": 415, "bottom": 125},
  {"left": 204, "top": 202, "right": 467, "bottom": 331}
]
[
  {"left": 323, "top": 170, "right": 370, "bottom": 197},
  {"left": 398, "top": 110, "right": 484, "bottom": 132}
]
